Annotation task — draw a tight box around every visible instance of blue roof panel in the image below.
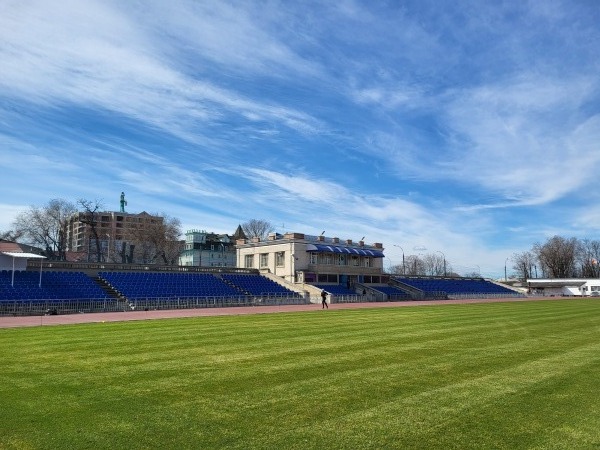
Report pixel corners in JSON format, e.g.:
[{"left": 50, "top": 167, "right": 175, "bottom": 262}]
[{"left": 306, "top": 244, "right": 384, "bottom": 258}]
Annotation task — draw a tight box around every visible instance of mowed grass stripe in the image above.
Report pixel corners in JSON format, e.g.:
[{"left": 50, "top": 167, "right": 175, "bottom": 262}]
[{"left": 0, "top": 299, "right": 599, "bottom": 449}]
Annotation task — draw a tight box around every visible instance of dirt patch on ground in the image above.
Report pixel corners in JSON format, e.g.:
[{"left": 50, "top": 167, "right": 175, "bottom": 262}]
[{"left": 0, "top": 297, "right": 563, "bottom": 329}]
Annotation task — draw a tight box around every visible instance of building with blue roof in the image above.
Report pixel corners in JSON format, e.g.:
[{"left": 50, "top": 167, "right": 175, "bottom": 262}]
[{"left": 235, "top": 232, "right": 385, "bottom": 288}]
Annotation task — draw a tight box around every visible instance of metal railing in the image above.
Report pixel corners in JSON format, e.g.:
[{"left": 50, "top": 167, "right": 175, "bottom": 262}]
[
  {"left": 0, "top": 298, "right": 126, "bottom": 316},
  {"left": 0, "top": 294, "right": 310, "bottom": 316}
]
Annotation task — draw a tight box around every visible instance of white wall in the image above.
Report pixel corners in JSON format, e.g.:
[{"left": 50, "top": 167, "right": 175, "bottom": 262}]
[{"left": 0, "top": 255, "right": 27, "bottom": 271}]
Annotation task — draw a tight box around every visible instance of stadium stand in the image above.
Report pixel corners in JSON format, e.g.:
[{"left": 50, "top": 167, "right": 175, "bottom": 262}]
[
  {"left": 99, "top": 272, "right": 243, "bottom": 300},
  {"left": 0, "top": 270, "right": 110, "bottom": 301},
  {"left": 0, "top": 270, "right": 115, "bottom": 316},
  {"left": 392, "top": 277, "right": 520, "bottom": 298}
]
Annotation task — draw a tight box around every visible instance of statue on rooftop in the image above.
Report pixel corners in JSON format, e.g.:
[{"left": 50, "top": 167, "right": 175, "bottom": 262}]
[{"left": 120, "top": 192, "right": 127, "bottom": 213}]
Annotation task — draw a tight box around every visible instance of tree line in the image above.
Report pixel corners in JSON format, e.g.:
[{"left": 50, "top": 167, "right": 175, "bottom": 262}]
[
  {"left": 8, "top": 199, "right": 597, "bottom": 280},
  {"left": 0, "top": 198, "right": 277, "bottom": 266},
  {"left": 1, "top": 198, "right": 182, "bottom": 265},
  {"left": 511, "top": 236, "right": 600, "bottom": 279},
  {"left": 387, "top": 253, "right": 455, "bottom": 277}
]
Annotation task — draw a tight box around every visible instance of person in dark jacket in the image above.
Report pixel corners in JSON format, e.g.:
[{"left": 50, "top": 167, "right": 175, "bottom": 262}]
[{"left": 321, "top": 290, "right": 328, "bottom": 309}]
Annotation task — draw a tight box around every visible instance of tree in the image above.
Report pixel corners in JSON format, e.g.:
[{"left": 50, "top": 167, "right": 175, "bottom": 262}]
[
  {"left": 422, "top": 253, "right": 448, "bottom": 276},
  {"left": 123, "top": 213, "right": 182, "bottom": 265},
  {"left": 0, "top": 229, "right": 23, "bottom": 241},
  {"left": 533, "top": 236, "right": 578, "bottom": 278},
  {"left": 511, "top": 251, "right": 536, "bottom": 280},
  {"left": 78, "top": 199, "right": 104, "bottom": 263},
  {"left": 404, "top": 255, "right": 426, "bottom": 276},
  {"left": 578, "top": 239, "right": 600, "bottom": 278},
  {"left": 387, "top": 264, "right": 405, "bottom": 275},
  {"left": 12, "top": 199, "right": 76, "bottom": 260},
  {"left": 241, "top": 219, "right": 274, "bottom": 241},
  {"left": 463, "top": 271, "right": 480, "bottom": 278}
]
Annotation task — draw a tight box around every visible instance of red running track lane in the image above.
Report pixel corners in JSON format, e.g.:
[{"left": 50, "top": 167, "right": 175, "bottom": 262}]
[{"left": 0, "top": 297, "right": 561, "bottom": 329}]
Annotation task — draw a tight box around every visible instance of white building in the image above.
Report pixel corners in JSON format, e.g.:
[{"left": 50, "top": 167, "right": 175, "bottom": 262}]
[
  {"left": 178, "top": 229, "right": 238, "bottom": 267},
  {"left": 527, "top": 278, "right": 600, "bottom": 296},
  {"left": 236, "top": 232, "right": 385, "bottom": 286}
]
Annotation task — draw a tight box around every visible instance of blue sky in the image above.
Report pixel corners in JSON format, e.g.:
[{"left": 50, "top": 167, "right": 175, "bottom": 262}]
[{"left": 1, "top": 1, "right": 599, "bottom": 277}]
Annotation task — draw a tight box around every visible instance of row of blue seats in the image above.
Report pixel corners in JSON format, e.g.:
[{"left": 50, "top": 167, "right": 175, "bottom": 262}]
[
  {"left": 221, "top": 274, "right": 297, "bottom": 296},
  {"left": 0, "top": 271, "right": 110, "bottom": 300},
  {"left": 100, "top": 272, "right": 244, "bottom": 299},
  {"left": 100, "top": 272, "right": 298, "bottom": 300},
  {"left": 393, "top": 277, "right": 514, "bottom": 294}
]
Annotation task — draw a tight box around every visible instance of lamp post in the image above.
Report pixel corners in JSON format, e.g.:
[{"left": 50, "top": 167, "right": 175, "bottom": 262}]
[
  {"left": 393, "top": 245, "right": 405, "bottom": 275},
  {"left": 106, "top": 233, "right": 111, "bottom": 262},
  {"left": 505, "top": 257, "right": 509, "bottom": 281},
  {"left": 475, "top": 264, "right": 481, "bottom": 277},
  {"left": 436, "top": 250, "right": 446, "bottom": 276}
]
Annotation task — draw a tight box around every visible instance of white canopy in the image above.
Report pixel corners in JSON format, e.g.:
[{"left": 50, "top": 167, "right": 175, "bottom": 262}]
[
  {"left": 1, "top": 252, "right": 46, "bottom": 259},
  {"left": 0, "top": 252, "right": 46, "bottom": 287}
]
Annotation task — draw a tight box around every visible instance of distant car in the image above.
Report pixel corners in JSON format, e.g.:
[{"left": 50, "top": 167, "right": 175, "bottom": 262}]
[{"left": 590, "top": 291, "right": 600, "bottom": 297}]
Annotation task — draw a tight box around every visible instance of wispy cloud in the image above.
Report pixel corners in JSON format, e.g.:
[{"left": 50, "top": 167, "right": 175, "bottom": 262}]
[
  {"left": 443, "top": 74, "right": 600, "bottom": 205},
  {"left": 0, "top": 0, "right": 324, "bottom": 143}
]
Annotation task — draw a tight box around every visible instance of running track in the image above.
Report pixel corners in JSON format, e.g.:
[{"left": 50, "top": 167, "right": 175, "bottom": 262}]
[{"left": 0, "top": 297, "right": 562, "bottom": 329}]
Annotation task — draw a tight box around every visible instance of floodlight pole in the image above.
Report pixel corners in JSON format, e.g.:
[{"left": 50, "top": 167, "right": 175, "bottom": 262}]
[
  {"left": 393, "top": 245, "right": 405, "bottom": 275},
  {"left": 505, "top": 257, "right": 509, "bottom": 282}
]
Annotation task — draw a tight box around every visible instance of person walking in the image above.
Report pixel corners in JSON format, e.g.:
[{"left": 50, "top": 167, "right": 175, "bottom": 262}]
[{"left": 321, "top": 290, "right": 328, "bottom": 309}]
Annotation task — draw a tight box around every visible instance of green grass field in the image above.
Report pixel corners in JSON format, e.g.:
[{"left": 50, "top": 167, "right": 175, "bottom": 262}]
[{"left": 1, "top": 299, "right": 599, "bottom": 449}]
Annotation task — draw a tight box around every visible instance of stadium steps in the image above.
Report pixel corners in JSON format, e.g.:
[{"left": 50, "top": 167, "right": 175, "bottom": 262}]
[
  {"left": 259, "top": 271, "right": 308, "bottom": 296},
  {"left": 212, "top": 274, "right": 251, "bottom": 295},
  {"left": 94, "top": 277, "right": 124, "bottom": 300},
  {"left": 388, "top": 278, "right": 425, "bottom": 300}
]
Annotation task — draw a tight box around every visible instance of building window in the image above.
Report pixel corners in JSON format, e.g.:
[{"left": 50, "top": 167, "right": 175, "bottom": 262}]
[
  {"left": 260, "top": 253, "right": 269, "bottom": 268},
  {"left": 364, "top": 257, "right": 372, "bottom": 267},
  {"left": 310, "top": 253, "right": 318, "bottom": 264},
  {"left": 338, "top": 254, "right": 346, "bottom": 265},
  {"left": 318, "top": 274, "right": 338, "bottom": 283},
  {"left": 245, "top": 254, "right": 254, "bottom": 268},
  {"left": 321, "top": 254, "right": 332, "bottom": 265},
  {"left": 275, "top": 252, "right": 285, "bottom": 267},
  {"left": 352, "top": 256, "right": 359, "bottom": 266}
]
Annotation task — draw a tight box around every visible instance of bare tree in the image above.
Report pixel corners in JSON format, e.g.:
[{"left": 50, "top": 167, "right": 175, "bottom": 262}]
[
  {"left": 12, "top": 199, "right": 76, "bottom": 260},
  {"left": 78, "top": 199, "right": 104, "bottom": 263},
  {"left": 0, "top": 229, "right": 24, "bottom": 241},
  {"left": 157, "top": 216, "right": 183, "bottom": 265},
  {"left": 404, "top": 255, "right": 426, "bottom": 276},
  {"left": 241, "top": 219, "right": 275, "bottom": 241},
  {"left": 422, "top": 253, "right": 448, "bottom": 276},
  {"left": 511, "top": 251, "right": 536, "bottom": 280},
  {"left": 123, "top": 213, "right": 182, "bottom": 264},
  {"left": 463, "top": 271, "right": 480, "bottom": 278},
  {"left": 387, "top": 264, "right": 405, "bottom": 275},
  {"left": 533, "top": 236, "right": 578, "bottom": 278},
  {"left": 578, "top": 239, "right": 600, "bottom": 278}
]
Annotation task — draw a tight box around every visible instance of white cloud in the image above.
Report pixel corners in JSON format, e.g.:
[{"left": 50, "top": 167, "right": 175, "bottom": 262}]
[
  {"left": 442, "top": 74, "right": 600, "bottom": 205},
  {"left": 0, "top": 204, "right": 28, "bottom": 232},
  {"left": 0, "top": 0, "right": 323, "bottom": 142}
]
